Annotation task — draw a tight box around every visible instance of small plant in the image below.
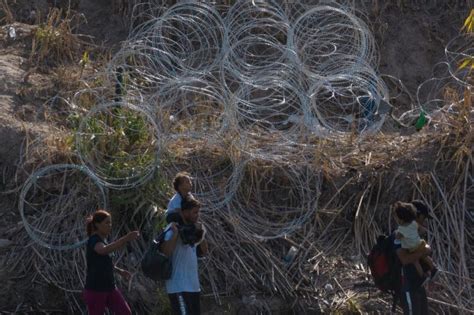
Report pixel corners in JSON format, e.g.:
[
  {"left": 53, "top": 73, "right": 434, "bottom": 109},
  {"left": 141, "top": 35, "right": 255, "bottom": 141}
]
[
  {"left": 75, "top": 105, "right": 158, "bottom": 188},
  {"left": 79, "top": 50, "right": 89, "bottom": 78},
  {"left": 30, "top": 8, "right": 82, "bottom": 65},
  {"left": 331, "top": 297, "right": 363, "bottom": 315},
  {"left": 456, "top": 9, "right": 473, "bottom": 128},
  {"left": 459, "top": 9, "right": 474, "bottom": 73},
  {"left": 346, "top": 297, "right": 362, "bottom": 314},
  {"left": 461, "top": 9, "right": 474, "bottom": 33}
]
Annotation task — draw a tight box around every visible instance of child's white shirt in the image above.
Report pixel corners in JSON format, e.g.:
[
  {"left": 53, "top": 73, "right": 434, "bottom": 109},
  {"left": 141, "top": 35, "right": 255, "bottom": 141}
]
[{"left": 396, "top": 221, "right": 422, "bottom": 249}]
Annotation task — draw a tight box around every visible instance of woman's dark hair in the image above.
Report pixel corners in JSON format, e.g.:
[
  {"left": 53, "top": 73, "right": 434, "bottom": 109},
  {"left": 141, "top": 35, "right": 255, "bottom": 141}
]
[
  {"left": 181, "top": 197, "right": 201, "bottom": 211},
  {"left": 173, "top": 172, "right": 190, "bottom": 192},
  {"left": 86, "top": 210, "right": 111, "bottom": 236},
  {"left": 394, "top": 201, "right": 417, "bottom": 223}
]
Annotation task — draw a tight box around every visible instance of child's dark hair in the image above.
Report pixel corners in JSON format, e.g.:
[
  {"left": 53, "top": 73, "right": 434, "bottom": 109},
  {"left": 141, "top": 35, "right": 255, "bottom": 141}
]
[
  {"left": 86, "top": 210, "right": 111, "bottom": 236},
  {"left": 181, "top": 196, "right": 201, "bottom": 211},
  {"left": 173, "top": 172, "right": 190, "bottom": 192},
  {"left": 394, "top": 201, "right": 417, "bottom": 223}
]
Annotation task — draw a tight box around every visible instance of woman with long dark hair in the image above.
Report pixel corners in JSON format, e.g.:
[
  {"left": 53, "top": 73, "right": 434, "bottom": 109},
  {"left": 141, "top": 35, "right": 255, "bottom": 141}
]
[{"left": 83, "top": 210, "right": 139, "bottom": 315}]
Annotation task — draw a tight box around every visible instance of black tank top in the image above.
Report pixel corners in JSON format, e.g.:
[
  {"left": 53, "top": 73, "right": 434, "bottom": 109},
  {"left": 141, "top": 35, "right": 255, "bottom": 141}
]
[{"left": 85, "top": 235, "right": 115, "bottom": 291}]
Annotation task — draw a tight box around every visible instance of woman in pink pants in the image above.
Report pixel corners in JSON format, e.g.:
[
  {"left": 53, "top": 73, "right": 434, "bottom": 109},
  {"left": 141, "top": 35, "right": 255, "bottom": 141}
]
[{"left": 83, "top": 210, "right": 140, "bottom": 315}]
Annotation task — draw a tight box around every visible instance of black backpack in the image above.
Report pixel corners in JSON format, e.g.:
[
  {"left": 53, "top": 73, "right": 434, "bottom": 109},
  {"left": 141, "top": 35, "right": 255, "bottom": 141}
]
[
  {"left": 368, "top": 234, "right": 402, "bottom": 309},
  {"left": 141, "top": 227, "right": 172, "bottom": 281}
]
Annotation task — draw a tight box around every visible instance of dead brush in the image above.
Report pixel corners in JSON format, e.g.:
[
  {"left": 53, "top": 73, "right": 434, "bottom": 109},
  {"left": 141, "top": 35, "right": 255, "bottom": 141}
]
[
  {"left": 113, "top": 0, "right": 169, "bottom": 25},
  {"left": 52, "top": 63, "right": 88, "bottom": 93},
  {"left": 0, "top": 0, "right": 14, "bottom": 24},
  {"left": 30, "top": 8, "right": 84, "bottom": 66},
  {"left": 47, "top": 0, "right": 81, "bottom": 11}
]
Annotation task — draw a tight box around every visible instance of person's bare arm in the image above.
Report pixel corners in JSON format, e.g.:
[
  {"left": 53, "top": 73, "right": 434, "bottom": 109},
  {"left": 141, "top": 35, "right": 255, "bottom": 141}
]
[
  {"left": 396, "top": 246, "right": 431, "bottom": 265},
  {"left": 417, "top": 223, "right": 428, "bottom": 236},
  {"left": 94, "top": 231, "right": 140, "bottom": 255},
  {"left": 198, "top": 239, "right": 208, "bottom": 256},
  {"left": 195, "top": 223, "right": 208, "bottom": 256},
  {"left": 197, "top": 224, "right": 208, "bottom": 256},
  {"left": 161, "top": 224, "right": 179, "bottom": 257}
]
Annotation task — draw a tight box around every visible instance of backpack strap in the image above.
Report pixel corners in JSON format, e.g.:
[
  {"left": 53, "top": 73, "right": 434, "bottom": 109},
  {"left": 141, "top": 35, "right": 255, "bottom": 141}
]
[
  {"left": 151, "top": 226, "right": 173, "bottom": 250},
  {"left": 159, "top": 226, "right": 174, "bottom": 241}
]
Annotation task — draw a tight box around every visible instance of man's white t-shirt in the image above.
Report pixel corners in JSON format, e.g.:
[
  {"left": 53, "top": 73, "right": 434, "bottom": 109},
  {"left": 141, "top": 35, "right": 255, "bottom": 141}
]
[{"left": 164, "top": 226, "right": 200, "bottom": 294}]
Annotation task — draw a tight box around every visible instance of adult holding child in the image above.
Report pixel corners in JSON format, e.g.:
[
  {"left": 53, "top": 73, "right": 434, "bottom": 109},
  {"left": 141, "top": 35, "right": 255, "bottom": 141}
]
[
  {"left": 394, "top": 200, "right": 435, "bottom": 315},
  {"left": 393, "top": 201, "right": 437, "bottom": 279},
  {"left": 83, "top": 209, "right": 140, "bottom": 315},
  {"left": 161, "top": 196, "right": 208, "bottom": 315}
]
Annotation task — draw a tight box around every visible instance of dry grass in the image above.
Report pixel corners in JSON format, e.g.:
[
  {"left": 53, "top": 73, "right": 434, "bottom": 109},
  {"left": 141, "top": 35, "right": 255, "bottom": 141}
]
[
  {"left": 4, "top": 99, "right": 473, "bottom": 312},
  {"left": 0, "top": 0, "right": 14, "bottom": 24},
  {"left": 30, "top": 8, "right": 85, "bottom": 66},
  {"left": 33, "top": 90, "right": 474, "bottom": 310}
]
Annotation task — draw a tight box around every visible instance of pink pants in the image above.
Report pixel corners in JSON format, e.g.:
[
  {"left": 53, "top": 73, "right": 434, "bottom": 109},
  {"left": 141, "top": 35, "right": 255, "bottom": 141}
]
[{"left": 83, "top": 288, "right": 131, "bottom": 315}]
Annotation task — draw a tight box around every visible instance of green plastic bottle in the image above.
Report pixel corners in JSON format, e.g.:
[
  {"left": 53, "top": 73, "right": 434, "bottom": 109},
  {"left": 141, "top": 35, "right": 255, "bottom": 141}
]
[{"left": 415, "top": 110, "right": 427, "bottom": 131}]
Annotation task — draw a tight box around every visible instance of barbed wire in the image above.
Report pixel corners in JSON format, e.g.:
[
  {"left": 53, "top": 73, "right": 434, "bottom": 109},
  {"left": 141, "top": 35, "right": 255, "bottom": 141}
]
[
  {"left": 14, "top": 1, "right": 473, "bottom": 312},
  {"left": 22, "top": 0, "right": 473, "bottom": 248},
  {"left": 19, "top": 164, "right": 107, "bottom": 250},
  {"left": 76, "top": 101, "right": 161, "bottom": 189}
]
